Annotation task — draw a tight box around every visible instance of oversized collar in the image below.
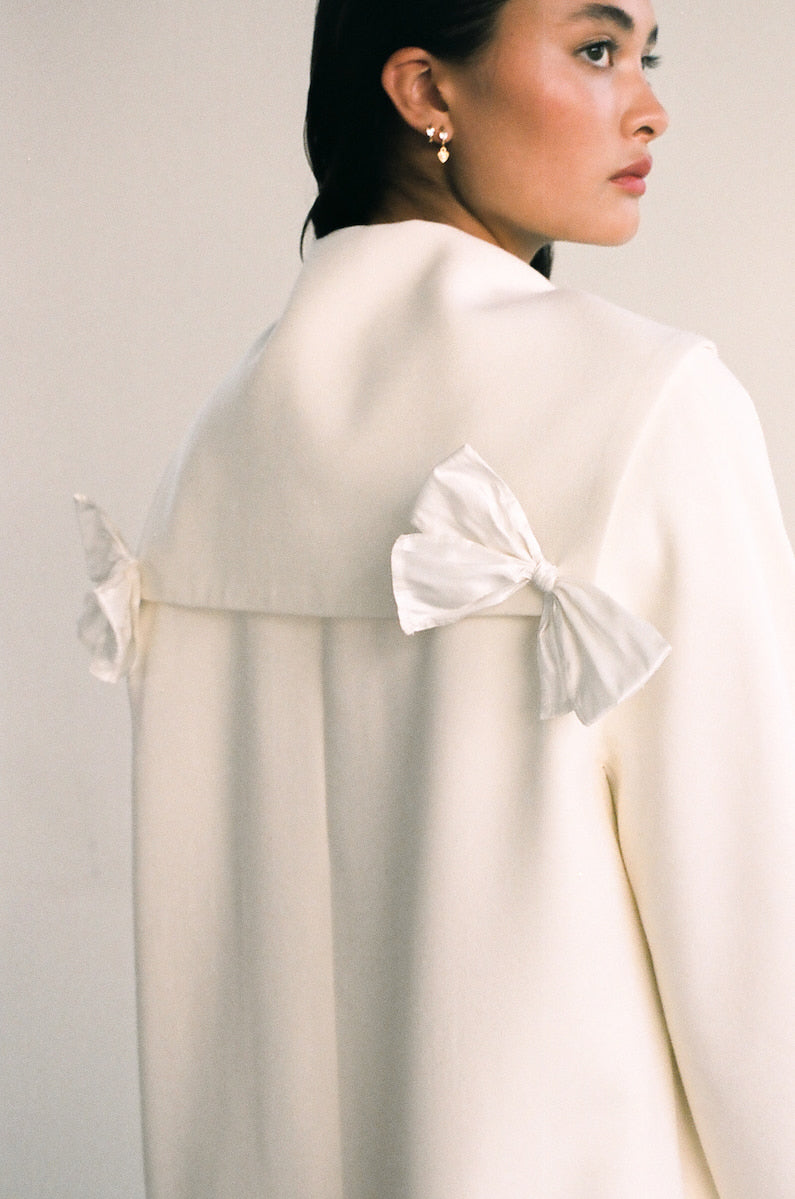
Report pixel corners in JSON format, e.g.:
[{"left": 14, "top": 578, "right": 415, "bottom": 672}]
[{"left": 130, "top": 219, "right": 698, "bottom": 617}]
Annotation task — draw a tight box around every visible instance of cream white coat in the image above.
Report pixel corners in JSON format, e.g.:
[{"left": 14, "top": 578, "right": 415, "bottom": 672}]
[{"left": 86, "top": 222, "right": 795, "bottom": 1197}]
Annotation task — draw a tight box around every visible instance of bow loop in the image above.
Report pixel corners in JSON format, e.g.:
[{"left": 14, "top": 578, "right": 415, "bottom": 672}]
[
  {"left": 391, "top": 446, "right": 670, "bottom": 726},
  {"left": 74, "top": 496, "right": 141, "bottom": 683}
]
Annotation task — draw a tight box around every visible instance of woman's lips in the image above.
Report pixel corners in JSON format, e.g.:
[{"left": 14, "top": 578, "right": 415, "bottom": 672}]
[{"left": 610, "top": 156, "right": 652, "bottom": 195}]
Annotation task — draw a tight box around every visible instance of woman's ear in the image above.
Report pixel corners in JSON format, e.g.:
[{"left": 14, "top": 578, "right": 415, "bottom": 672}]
[{"left": 381, "top": 47, "right": 451, "bottom": 138}]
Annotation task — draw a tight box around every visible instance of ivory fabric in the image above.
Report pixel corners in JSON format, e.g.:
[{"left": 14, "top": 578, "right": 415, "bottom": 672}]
[{"left": 80, "top": 221, "right": 795, "bottom": 1198}]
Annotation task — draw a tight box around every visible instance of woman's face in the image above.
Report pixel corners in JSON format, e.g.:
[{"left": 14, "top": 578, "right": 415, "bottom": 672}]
[{"left": 441, "top": 0, "right": 668, "bottom": 259}]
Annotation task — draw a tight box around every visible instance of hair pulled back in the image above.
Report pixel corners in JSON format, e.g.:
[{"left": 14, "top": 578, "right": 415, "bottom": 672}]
[{"left": 303, "top": 0, "right": 553, "bottom": 277}]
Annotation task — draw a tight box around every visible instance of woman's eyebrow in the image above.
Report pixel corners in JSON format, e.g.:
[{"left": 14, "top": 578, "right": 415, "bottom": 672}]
[{"left": 565, "top": 4, "right": 658, "bottom": 46}]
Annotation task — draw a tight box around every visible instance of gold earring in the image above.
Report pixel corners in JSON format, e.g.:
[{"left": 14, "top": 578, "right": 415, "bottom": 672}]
[
  {"left": 425, "top": 125, "right": 436, "bottom": 142},
  {"left": 437, "top": 128, "right": 450, "bottom": 164}
]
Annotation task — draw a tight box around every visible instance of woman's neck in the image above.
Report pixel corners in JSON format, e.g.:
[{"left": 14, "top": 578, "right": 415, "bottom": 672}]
[{"left": 369, "top": 133, "right": 544, "bottom": 263}]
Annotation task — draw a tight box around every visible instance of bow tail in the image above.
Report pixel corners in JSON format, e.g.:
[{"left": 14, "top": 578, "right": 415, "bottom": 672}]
[{"left": 537, "top": 582, "right": 670, "bottom": 726}]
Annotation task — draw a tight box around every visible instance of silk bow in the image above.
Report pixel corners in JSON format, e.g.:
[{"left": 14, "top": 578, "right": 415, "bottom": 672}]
[
  {"left": 74, "top": 496, "right": 141, "bottom": 683},
  {"left": 391, "top": 445, "right": 670, "bottom": 725}
]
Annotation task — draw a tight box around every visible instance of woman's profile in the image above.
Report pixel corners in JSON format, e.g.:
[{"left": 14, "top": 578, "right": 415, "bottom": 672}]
[{"left": 77, "top": 0, "right": 795, "bottom": 1195}]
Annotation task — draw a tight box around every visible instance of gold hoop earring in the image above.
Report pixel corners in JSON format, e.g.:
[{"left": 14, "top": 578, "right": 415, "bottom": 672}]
[{"left": 425, "top": 124, "right": 451, "bottom": 163}]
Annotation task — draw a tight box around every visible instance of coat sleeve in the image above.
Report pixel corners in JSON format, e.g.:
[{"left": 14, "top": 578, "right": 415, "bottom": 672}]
[{"left": 596, "top": 344, "right": 795, "bottom": 1198}]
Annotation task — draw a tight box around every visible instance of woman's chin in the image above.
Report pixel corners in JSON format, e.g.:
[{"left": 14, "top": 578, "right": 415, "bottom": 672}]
[
  {"left": 549, "top": 205, "right": 642, "bottom": 251},
  {"left": 583, "top": 215, "right": 642, "bottom": 249}
]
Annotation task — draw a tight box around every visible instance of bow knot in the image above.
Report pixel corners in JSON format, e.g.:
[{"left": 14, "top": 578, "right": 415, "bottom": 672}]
[
  {"left": 529, "top": 557, "right": 558, "bottom": 594},
  {"left": 391, "top": 445, "right": 670, "bottom": 726}
]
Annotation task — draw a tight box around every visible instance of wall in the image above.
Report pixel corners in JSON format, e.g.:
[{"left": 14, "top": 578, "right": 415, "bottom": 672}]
[
  {"left": 2, "top": 1, "right": 792, "bottom": 1194},
  {"left": 3, "top": 3, "right": 316, "bottom": 1195}
]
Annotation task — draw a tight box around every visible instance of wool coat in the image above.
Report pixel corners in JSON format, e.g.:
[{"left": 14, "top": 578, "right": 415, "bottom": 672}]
[{"left": 79, "top": 220, "right": 795, "bottom": 1198}]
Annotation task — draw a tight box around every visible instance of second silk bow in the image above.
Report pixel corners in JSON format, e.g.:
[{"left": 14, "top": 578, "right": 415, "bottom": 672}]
[{"left": 391, "top": 445, "right": 670, "bottom": 725}]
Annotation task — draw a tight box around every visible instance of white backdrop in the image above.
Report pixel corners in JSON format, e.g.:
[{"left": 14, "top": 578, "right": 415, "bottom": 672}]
[{"left": 2, "top": 1, "right": 793, "bottom": 1194}]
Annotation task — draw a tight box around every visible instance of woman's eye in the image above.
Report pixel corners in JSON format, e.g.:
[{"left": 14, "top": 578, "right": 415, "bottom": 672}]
[
  {"left": 580, "top": 40, "right": 615, "bottom": 68},
  {"left": 642, "top": 52, "right": 661, "bottom": 71}
]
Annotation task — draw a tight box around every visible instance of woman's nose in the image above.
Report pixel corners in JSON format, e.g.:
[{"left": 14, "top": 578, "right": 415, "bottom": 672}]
[{"left": 625, "top": 79, "right": 669, "bottom": 142}]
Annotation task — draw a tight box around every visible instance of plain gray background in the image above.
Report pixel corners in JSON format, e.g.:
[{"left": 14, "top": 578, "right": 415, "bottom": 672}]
[{"left": 3, "top": 1, "right": 793, "bottom": 1194}]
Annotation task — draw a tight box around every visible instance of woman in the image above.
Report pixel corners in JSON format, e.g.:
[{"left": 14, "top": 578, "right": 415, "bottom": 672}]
[{"left": 77, "top": 0, "right": 795, "bottom": 1195}]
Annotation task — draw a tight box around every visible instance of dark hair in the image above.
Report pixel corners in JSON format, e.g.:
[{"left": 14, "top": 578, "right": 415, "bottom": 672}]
[{"left": 303, "top": 0, "right": 553, "bottom": 278}]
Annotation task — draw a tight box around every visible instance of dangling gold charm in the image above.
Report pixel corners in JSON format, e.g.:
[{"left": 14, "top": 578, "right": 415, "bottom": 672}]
[{"left": 437, "top": 128, "right": 450, "bottom": 164}]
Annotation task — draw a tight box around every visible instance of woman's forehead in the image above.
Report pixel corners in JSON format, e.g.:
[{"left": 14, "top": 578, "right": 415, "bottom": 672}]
[{"left": 499, "top": 0, "right": 658, "bottom": 35}]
